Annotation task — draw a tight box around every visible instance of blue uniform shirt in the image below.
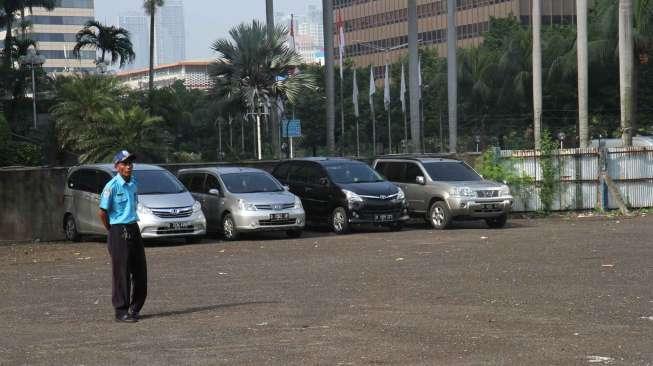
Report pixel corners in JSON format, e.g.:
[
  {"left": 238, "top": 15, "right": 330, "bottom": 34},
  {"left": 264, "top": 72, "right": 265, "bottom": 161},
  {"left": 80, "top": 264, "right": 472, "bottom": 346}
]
[{"left": 99, "top": 174, "right": 140, "bottom": 225}]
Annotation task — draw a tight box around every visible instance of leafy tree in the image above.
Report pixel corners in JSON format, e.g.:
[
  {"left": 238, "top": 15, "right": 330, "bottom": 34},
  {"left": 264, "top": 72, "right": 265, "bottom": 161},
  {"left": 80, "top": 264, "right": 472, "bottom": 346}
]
[
  {"left": 1, "top": 0, "right": 55, "bottom": 67},
  {"left": 73, "top": 20, "right": 135, "bottom": 67}
]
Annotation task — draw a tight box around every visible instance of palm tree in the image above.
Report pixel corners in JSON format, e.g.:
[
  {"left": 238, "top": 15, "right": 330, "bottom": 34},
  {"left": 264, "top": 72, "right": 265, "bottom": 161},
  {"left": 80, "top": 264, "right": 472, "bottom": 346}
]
[
  {"left": 532, "top": 0, "right": 543, "bottom": 149},
  {"left": 210, "top": 20, "right": 316, "bottom": 159},
  {"left": 144, "top": 0, "right": 164, "bottom": 93},
  {"left": 73, "top": 20, "right": 135, "bottom": 68},
  {"left": 1, "top": 0, "right": 56, "bottom": 67}
]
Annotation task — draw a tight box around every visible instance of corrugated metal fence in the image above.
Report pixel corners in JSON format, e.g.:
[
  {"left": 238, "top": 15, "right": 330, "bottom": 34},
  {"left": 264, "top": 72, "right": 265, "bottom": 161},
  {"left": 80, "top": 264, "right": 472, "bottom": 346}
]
[{"left": 499, "top": 147, "right": 653, "bottom": 212}]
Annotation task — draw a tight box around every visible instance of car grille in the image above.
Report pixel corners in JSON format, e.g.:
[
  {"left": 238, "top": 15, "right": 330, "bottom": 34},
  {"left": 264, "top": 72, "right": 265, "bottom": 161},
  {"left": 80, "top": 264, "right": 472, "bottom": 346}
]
[
  {"left": 258, "top": 218, "right": 297, "bottom": 226},
  {"left": 156, "top": 225, "right": 195, "bottom": 234},
  {"left": 476, "top": 190, "right": 499, "bottom": 198},
  {"left": 255, "top": 203, "right": 295, "bottom": 210},
  {"left": 360, "top": 193, "right": 398, "bottom": 200},
  {"left": 152, "top": 207, "right": 193, "bottom": 218}
]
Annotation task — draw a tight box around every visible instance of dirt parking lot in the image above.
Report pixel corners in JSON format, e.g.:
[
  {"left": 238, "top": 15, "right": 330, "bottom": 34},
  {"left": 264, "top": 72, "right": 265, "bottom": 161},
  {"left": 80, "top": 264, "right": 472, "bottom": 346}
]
[{"left": 1, "top": 215, "right": 653, "bottom": 365}]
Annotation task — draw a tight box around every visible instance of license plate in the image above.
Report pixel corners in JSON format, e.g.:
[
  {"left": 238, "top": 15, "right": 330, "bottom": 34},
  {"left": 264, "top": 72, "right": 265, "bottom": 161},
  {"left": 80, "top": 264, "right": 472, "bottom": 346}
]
[
  {"left": 374, "top": 214, "right": 393, "bottom": 222},
  {"left": 483, "top": 204, "right": 497, "bottom": 209},
  {"left": 270, "top": 213, "right": 289, "bottom": 220},
  {"left": 169, "top": 222, "right": 187, "bottom": 229}
]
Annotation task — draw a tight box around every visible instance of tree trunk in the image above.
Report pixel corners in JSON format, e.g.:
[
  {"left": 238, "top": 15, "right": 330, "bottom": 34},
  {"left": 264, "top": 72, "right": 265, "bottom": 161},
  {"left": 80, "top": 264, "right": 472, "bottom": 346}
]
[
  {"left": 322, "top": 0, "right": 335, "bottom": 154},
  {"left": 533, "top": 0, "right": 543, "bottom": 150},
  {"left": 149, "top": 9, "right": 155, "bottom": 94},
  {"left": 619, "top": 0, "right": 634, "bottom": 146},
  {"left": 265, "top": 1, "right": 279, "bottom": 158},
  {"left": 446, "top": 0, "right": 458, "bottom": 153},
  {"left": 577, "top": 0, "right": 589, "bottom": 148}
]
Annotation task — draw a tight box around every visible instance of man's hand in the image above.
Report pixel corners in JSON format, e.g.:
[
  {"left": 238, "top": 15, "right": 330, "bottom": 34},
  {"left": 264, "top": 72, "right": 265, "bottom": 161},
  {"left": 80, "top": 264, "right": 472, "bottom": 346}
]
[{"left": 99, "top": 209, "right": 111, "bottom": 231}]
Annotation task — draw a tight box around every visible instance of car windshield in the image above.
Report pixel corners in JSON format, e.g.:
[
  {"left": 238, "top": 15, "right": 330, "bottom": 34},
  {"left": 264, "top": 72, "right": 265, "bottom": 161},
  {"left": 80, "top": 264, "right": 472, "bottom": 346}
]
[
  {"left": 326, "top": 163, "right": 385, "bottom": 184},
  {"left": 116, "top": 170, "right": 187, "bottom": 194},
  {"left": 422, "top": 162, "right": 482, "bottom": 181},
  {"left": 220, "top": 172, "right": 283, "bottom": 193}
]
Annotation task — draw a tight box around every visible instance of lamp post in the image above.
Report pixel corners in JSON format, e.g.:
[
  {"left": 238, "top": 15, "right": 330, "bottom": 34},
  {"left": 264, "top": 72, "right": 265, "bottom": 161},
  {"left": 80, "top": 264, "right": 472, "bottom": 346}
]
[
  {"left": 557, "top": 132, "right": 566, "bottom": 149},
  {"left": 474, "top": 134, "right": 481, "bottom": 153},
  {"left": 18, "top": 48, "right": 46, "bottom": 129},
  {"left": 245, "top": 100, "right": 269, "bottom": 160}
]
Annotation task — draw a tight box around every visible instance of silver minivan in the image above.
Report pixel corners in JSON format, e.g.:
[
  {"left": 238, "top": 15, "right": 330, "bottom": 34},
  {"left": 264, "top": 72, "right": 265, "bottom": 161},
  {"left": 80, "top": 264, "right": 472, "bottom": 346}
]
[
  {"left": 177, "top": 167, "right": 305, "bottom": 240},
  {"left": 63, "top": 164, "right": 206, "bottom": 242}
]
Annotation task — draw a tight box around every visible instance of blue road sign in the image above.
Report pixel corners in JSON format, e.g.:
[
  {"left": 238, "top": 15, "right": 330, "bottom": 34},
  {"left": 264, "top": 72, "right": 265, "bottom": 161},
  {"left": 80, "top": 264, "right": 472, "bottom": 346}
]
[{"left": 282, "top": 119, "right": 301, "bottom": 137}]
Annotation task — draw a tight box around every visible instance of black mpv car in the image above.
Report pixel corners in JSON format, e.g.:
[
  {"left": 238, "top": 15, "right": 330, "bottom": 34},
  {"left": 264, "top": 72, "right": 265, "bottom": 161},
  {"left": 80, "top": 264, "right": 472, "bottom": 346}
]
[{"left": 271, "top": 158, "right": 409, "bottom": 234}]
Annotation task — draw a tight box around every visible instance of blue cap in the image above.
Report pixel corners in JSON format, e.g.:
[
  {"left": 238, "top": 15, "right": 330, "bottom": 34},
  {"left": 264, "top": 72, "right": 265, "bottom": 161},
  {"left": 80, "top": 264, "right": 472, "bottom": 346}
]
[{"left": 113, "top": 150, "right": 136, "bottom": 164}]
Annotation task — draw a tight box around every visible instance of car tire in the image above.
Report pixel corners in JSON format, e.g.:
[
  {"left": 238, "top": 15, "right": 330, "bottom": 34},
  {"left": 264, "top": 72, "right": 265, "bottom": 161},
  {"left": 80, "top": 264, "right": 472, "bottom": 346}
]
[
  {"left": 428, "top": 201, "right": 451, "bottom": 230},
  {"left": 222, "top": 213, "right": 239, "bottom": 241},
  {"left": 331, "top": 206, "right": 350, "bottom": 235},
  {"left": 64, "top": 215, "right": 81, "bottom": 242},
  {"left": 286, "top": 229, "right": 302, "bottom": 238},
  {"left": 485, "top": 214, "right": 508, "bottom": 229}
]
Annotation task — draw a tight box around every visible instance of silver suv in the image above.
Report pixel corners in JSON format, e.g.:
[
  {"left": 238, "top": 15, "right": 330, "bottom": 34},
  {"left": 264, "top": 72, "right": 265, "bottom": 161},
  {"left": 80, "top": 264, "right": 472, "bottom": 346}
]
[
  {"left": 177, "top": 167, "right": 305, "bottom": 240},
  {"left": 63, "top": 164, "right": 206, "bottom": 242},
  {"left": 373, "top": 157, "right": 513, "bottom": 229}
]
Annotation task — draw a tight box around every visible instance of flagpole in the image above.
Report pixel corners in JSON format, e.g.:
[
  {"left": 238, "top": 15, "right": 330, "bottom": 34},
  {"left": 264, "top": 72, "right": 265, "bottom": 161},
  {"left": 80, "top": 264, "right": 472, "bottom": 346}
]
[
  {"left": 338, "top": 11, "right": 346, "bottom": 156},
  {"left": 384, "top": 63, "right": 391, "bottom": 154},
  {"left": 340, "top": 76, "right": 345, "bottom": 156},
  {"left": 353, "top": 69, "right": 360, "bottom": 157},
  {"left": 369, "top": 67, "right": 377, "bottom": 157},
  {"left": 401, "top": 64, "right": 407, "bottom": 152}
]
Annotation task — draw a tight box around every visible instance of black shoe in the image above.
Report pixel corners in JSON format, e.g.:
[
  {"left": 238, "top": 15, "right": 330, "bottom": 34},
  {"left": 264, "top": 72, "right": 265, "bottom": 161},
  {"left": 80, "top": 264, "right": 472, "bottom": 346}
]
[
  {"left": 115, "top": 313, "right": 138, "bottom": 323},
  {"left": 130, "top": 311, "right": 141, "bottom": 321}
]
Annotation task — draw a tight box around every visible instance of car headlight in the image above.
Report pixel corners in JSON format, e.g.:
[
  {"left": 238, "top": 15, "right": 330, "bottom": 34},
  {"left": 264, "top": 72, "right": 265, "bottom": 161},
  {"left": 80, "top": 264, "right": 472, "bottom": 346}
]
[
  {"left": 237, "top": 199, "right": 257, "bottom": 211},
  {"left": 294, "top": 196, "right": 303, "bottom": 209},
  {"left": 137, "top": 203, "right": 152, "bottom": 215},
  {"left": 395, "top": 187, "right": 405, "bottom": 201},
  {"left": 192, "top": 200, "right": 202, "bottom": 212},
  {"left": 500, "top": 185, "right": 511, "bottom": 196},
  {"left": 343, "top": 189, "right": 363, "bottom": 203},
  {"left": 450, "top": 187, "right": 475, "bottom": 197}
]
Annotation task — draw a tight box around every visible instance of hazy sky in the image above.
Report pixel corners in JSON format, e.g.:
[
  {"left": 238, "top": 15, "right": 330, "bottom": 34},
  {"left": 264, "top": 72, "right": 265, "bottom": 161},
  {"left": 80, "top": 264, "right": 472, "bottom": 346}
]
[{"left": 94, "top": 0, "right": 321, "bottom": 60}]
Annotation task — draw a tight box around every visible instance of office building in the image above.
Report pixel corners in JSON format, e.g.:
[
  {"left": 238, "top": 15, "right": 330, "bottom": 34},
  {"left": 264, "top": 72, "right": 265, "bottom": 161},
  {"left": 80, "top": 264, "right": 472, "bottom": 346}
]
[
  {"left": 116, "top": 60, "right": 212, "bottom": 90},
  {"left": 118, "top": 12, "right": 149, "bottom": 70},
  {"left": 0, "top": 0, "right": 96, "bottom": 73},
  {"left": 156, "top": 0, "right": 186, "bottom": 66},
  {"left": 335, "top": 0, "right": 578, "bottom": 75},
  {"left": 276, "top": 4, "right": 325, "bottom": 64}
]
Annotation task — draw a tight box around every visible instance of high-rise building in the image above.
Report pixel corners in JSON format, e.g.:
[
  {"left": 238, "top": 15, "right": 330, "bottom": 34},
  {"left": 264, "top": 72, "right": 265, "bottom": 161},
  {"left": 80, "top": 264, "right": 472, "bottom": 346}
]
[
  {"left": 118, "top": 12, "right": 149, "bottom": 70},
  {"left": 0, "top": 0, "right": 96, "bottom": 73},
  {"left": 277, "top": 4, "right": 325, "bottom": 64},
  {"left": 156, "top": 0, "right": 186, "bottom": 66},
  {"left": 335, "top": 0, "right": 578, "bottom": 75}
]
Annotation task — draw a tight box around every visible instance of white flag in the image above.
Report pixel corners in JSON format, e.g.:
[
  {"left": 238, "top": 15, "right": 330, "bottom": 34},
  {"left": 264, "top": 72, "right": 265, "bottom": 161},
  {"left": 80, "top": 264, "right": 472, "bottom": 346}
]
[
  {"left": 400, "top": 63, "right": 406, "bottom": 112},
  {"left": 352, "top": 69, "right": 359, "bottom": 118},
  {"left": 383, "top": 64, "right": 390, "bottom": 111},
  {"left": 338, "top": 12, "right": 345, "bottom": 80},
  {"left": 369, "top": 66, "right": 376, "bottom": 106},
  {"left": 418, "top": 56, "right": 422, "bottom": 100}
]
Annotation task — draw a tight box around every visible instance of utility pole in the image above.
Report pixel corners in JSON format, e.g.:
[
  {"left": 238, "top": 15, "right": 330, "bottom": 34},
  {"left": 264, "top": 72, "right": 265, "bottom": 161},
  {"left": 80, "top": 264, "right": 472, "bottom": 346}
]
[
  {"left": 447, "top": 0, "right": 458, "bottom": 153},
  {"left": 323, "top": 0, "right": 336, "bottom": 154},
  {"left": 408, "top": 0, "right": 421, "bottom": 153}
]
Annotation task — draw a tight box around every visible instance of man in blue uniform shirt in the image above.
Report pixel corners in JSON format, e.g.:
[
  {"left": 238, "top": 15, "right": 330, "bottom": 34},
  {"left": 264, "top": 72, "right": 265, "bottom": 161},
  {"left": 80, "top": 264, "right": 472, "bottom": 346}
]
[{"left": 99, "top": 150, "right": 147, "bottom": 323}]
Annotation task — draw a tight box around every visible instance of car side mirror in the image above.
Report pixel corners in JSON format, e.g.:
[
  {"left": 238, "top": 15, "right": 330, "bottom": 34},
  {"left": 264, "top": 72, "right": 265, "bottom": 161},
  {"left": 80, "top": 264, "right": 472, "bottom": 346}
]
[
  {"left": 319, "top": 177, "right": 329, "bottom": 186},
  {"left": 416, "top": 176, "right": 426, "bottom": 185},
  {"left": 208, "top": 188, "right": 221, "bottom": 196}
]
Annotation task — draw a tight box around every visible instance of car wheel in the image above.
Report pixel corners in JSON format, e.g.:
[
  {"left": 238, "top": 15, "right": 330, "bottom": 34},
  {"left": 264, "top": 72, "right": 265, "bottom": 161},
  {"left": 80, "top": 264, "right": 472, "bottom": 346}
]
[
  {"left": 485, "top": 214, "right": 508, "bottom": 229},
  {"left": 222, "top": 213, "right": 239, "bottom": 241},
  {"left": 428, "top": 201, "right": 451, "bottom": 230},
  {"left": 64, "top": 215, "right": 81, "bottom": 242},
  {"left": 331, "top": 207, "right": 350, "bottom": 234},
  {"left": 286, "top": 230, "right": 302, "bottom": 238}
]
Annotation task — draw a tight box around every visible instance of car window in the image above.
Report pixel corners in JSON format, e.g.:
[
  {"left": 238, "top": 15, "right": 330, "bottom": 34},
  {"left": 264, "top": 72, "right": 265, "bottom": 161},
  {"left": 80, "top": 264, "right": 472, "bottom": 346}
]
[
  {"left": 70, "top": 169, "right": 96, "bottom": 193},
  {"left": 326, "top": 162, "right": 384, "bottom": 184},
  {"left": 205, "top": 174, "right": 220, "bottom": 194},
  {"left": 288, "top": 164, "right": 309, "bottom": 184},
  {"left": 404, "top": 163, "right": 423, "bottom": 184},
  {"left": 305, "top": 164, "right": 325, "bottom": 185},
  {"left": 96, "top": 171, "right": 112, "bottom": 193},
  {"left": 381, "top": 162, "right": 405, "bottom": 182},
  {"left": 178, "top": 173, "right": 192, "bottom": 188},
  {"left": 272, "top": 163, "right": 291, "bottom": 181},
  {"left": 128, "top": 170, "right": 188, "bottom": 194},
  {"left": 220, "top": 172, "right": 283, "bottom": 193},
  {"left": 422, "top": 162, "right": 482, "bottom": 181}
]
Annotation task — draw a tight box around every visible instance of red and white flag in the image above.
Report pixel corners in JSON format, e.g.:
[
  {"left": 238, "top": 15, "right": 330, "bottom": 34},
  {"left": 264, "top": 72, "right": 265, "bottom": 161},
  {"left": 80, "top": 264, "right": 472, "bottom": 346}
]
[{"left": 337, "top": 11, "right": 345, "bottom": 79}]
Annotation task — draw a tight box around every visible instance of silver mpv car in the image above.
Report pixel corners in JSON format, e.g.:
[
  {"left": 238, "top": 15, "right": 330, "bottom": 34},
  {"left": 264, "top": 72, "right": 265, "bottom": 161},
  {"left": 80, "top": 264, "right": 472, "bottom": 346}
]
[
  {"left": 373, "top": 157, "right": 513, "bottom": 229},
  {"left": 63, "top": 164, "right": 206, "bottom": 242},
  {"left": 177, "top": 167, "right": 305, "bottom": 240}
]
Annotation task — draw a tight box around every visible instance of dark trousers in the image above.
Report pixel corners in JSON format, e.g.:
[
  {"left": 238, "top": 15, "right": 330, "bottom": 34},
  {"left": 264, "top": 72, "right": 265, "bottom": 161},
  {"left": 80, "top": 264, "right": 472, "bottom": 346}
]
[{"left": 107, "top": 223, "right": 147, "bottom": 316}]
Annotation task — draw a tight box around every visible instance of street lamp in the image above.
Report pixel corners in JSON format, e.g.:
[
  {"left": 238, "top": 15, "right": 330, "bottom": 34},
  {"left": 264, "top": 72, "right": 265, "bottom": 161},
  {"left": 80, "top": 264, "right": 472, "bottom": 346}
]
[
  {"left": 18, "top": 48, "right": 46, "bottom": 129},
  {"left": 245, "top": 99, "right": 269, "bottom": 160},
  {"left": 557, "top": 131, "right": 566, "bottom": 149},
  {"left": 473, "top": 134, "right": 481, "bottom": 153}
]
